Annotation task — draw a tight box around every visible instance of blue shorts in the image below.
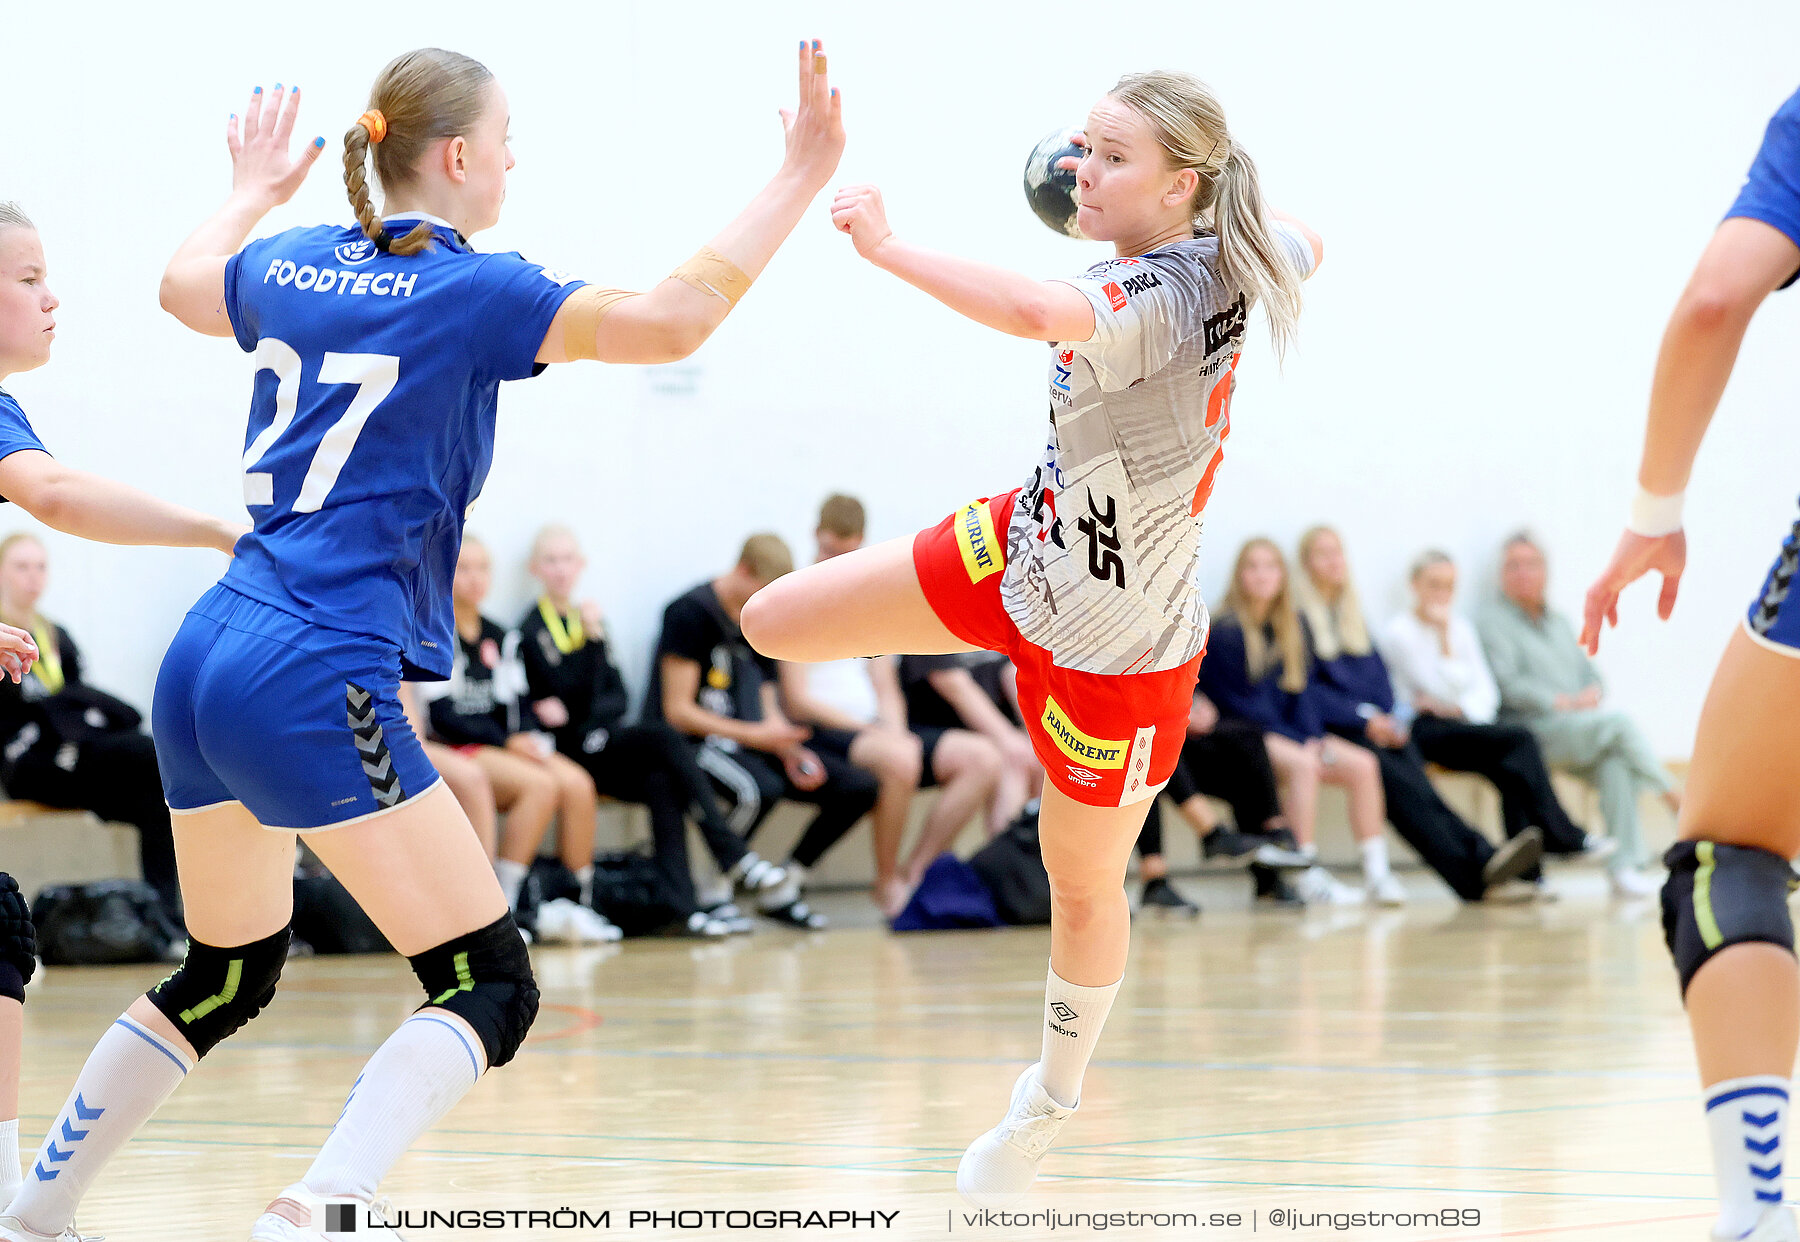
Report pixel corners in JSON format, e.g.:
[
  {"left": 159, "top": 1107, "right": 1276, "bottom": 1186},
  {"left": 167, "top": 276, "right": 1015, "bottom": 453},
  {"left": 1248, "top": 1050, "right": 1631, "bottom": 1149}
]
[
  {"left": 1746, "top": 502, "right": 1800, "bottom": 654},
  {"left": 154, "top": 584, "right": 440, "bottom": 830}
]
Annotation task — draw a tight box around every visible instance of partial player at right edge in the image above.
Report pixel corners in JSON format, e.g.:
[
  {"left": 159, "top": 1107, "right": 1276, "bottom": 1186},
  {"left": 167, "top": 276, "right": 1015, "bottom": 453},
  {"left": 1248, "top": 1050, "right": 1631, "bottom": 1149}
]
[{"left": 1582, "top": 83, "right": 1800, "bottom": 1242}]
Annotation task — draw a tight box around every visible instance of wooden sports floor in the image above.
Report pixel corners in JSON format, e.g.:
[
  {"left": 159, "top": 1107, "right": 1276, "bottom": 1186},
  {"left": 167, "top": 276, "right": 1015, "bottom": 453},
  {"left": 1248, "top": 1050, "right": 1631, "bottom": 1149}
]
[{"left": 11, "top": 870, "right": 1736, "bottom": 1241}]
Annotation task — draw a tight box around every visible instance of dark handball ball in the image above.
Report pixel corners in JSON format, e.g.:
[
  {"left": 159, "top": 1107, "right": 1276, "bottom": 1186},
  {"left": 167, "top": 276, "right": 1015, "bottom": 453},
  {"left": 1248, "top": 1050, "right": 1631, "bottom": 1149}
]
[{"left": 1023, "top": 127, "right": 1086, "bottom": 239}]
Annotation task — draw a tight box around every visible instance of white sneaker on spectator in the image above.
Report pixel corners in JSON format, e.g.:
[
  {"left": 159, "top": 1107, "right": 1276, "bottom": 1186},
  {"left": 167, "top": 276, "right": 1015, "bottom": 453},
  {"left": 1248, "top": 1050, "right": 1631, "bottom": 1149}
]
[
  {"left": 680, "top": 910, "right": 733, "bottom": 938},
  {"left": 537, "top": 898, "right": 618, "bottom": 944},
  {"left": 704, "top": 902, "right": 756, "bottom": 935},
  {"left": 1295, "top": 866, "right": 1362, "bottom": 906},
  {"left": 956, "top": 1064, "right": 1075, "bottom": 1208},
  {"left": 561, "top": 901, "right": 622, "bottom": 943},
  {"left": 758, "top": 861, "right": 806, "bottom": 910},
  {"left": 1367, "top": 873, "right": 1407, "bottom": 907},
  {"left": 1608, "top": 867, "right": 1661, "bottom": 899},
  {"left": 730, "top": 852, "right": 788, "bottom": 895},
  {"left": 1569, "top": 833, "right": 1618, "bottom": 865}
]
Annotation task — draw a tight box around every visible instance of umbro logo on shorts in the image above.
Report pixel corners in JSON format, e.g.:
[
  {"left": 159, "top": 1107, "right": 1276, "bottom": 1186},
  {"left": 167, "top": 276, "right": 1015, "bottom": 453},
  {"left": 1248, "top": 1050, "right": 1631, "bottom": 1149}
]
[{"left": 1065, "top": 766, "right": 1101, "bottom": 787}]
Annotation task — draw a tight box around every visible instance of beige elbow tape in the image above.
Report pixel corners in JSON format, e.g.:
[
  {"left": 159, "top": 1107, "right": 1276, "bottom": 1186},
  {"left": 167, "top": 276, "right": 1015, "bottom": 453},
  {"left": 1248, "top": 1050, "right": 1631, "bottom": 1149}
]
[
  {"left": 670, "top": 247, "right": 752, "bottom": 308},
  {"left": 560, "top": 286, "right": 643, "bottom": 361}
]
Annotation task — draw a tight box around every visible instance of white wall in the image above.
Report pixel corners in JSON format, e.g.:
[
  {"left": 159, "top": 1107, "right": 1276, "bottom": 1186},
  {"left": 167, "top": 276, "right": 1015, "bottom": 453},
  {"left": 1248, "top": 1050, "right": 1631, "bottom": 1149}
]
[{"left": 2, "top": 0, "right": 1797, "bottom": 757}]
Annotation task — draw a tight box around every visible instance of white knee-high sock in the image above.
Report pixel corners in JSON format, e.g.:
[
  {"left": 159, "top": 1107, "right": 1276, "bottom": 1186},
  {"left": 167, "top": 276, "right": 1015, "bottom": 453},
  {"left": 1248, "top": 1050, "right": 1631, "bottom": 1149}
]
[
  {"left": 303, "top": 1012, "right": 484, "bottom": 1202},
  {"left": 1705, "top": 1076, "right": 1788, "bottom": 1239},
  {"left": 7, "top": 1015, "right": 190, "bottom": 1234},
  {"left": 0, "top": 1117, "right": 20, "bottom": 1207},
  {"left": 1037, "top": 963, "right": 1120, "bottom": 1109}
]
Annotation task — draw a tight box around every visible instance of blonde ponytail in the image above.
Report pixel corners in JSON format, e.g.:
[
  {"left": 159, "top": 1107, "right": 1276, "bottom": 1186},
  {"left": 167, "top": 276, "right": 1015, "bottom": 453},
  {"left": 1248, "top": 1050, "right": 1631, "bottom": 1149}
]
[{"left": 1110, "top": 70, "right": 1305, "bottom": 359}]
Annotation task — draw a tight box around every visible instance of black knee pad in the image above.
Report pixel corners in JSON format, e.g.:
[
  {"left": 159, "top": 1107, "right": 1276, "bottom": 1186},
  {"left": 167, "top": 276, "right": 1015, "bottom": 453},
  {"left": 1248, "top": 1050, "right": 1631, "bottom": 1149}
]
[
  {"left": 409, "top": 913, "right": 538, "bottom": 1069},
  {"left": 0, "top": 873, "right": 36, "bottom": 997},
  {"left": 1662, "top": 840, "right": 1798, "bottom": 997},
  {"left": 147, "top": 925, "right": 290, "bottom": 1058}
]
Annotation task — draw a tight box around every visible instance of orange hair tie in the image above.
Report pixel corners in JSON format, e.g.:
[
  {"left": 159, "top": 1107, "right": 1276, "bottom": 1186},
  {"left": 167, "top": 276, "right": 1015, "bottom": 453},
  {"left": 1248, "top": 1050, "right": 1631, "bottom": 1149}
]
[{"left": 357, "top": 109, "right": 388, "bottom": 144}]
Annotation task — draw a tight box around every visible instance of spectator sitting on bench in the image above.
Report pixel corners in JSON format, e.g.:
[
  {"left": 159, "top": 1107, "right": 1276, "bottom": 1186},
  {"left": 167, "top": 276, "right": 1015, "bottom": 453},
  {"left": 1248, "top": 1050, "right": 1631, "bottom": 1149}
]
[
  {"left": 0, "top": 533, "right": 181, "bottom": 924},
  {"left": 648, "top": 533, "right": 877, "bottom": 930}
]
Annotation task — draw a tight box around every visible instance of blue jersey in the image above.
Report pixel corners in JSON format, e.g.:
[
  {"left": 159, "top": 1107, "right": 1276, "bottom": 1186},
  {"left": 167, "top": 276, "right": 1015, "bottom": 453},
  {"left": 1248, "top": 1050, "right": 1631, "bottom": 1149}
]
[
  {"left": 0, "top": 390, "right": 50, "bottom": 490},
  {"left": 219, "top": 217, "right": 584, "bottom": 679},
  {"left": 1727, "top": 84, "right": 1800, "bottom": 289}
]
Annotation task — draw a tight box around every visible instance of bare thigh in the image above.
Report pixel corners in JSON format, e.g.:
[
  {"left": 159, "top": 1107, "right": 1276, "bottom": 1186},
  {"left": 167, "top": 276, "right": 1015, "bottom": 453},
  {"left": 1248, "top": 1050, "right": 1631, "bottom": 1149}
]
[
  {"left": 306, "top": 782, "right": 509, "bottom": 957},
  {"left": 740, "top": 535, "right": 969, "bottom": 662},
  {"left": 169, "top": 802, "right": 298, "bottom": 946},
  {"left": 1679, "top": 625, "right": 1800, "bottom": 857},
  {"left": 469, "top": 746, "right": 556, "bottom": 810}
]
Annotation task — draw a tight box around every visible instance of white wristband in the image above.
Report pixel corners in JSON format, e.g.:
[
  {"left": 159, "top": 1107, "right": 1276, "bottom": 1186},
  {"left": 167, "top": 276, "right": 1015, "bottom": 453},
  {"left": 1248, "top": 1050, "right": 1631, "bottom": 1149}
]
[{"left": 1627, "top": 487, "right": 1685, "bottom": 537}]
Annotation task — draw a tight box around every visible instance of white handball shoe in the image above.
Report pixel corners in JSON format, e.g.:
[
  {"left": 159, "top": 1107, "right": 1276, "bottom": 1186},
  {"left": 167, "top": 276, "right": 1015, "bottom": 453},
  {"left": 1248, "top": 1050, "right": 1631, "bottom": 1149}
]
[
  {"left": 251, "top": 1184, "right": 403, "bottom": 1240},
  {"left": 956, "top": 1064, "right": 1076, "bottom": 1208},
  {"left": 1367, "top": 873, "right": 1408, "bottom": 907},
  {"left": 0, "top": 1216, "right": 103, "bottom": 1242},
  {"left": 1716, "top": 1206, "right": 1800, "bottom": 1241}
]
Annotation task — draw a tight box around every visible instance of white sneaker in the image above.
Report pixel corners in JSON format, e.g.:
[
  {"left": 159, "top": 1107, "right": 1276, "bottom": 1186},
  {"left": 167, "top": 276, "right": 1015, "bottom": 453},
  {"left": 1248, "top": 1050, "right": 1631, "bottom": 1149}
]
[
  {"left": 730, "top": 852, "right": 789, "bottom": 895},
  {"left": 758, "top": 861, "right": 806, "bottom": 910},
  {"left": 1367, "top": 873, "right": 1407, "bottom": 907},
  {"left": 1294, "top": 865, "right": 1362, "bottom": 906},
  {"left": 564, "top": 901, "right": 623, "bottom": 943},
  {"left": 1570, "top": 833, "right": 1619, "bottom": 865},
  {"left": 956, "top": 1064, "right": 1076, "bottom": 1208},
  {"left": 1716, "top": 1205, "right": 1800, "bottom": 1241},
  {"left": 1609, "top": 867, "right": 1661, "bottom": 899},
  {"left": 251, "top": 1184, "right": 403, "bottom": 1240},
  {"left": 0, "top": 1215, "right": 103, "bottom": 1242},
  {"left": 536, "top": 898, "right": 621, "bottom": 944},
  {"left": 533, "top": 897, "right": 573, "bottom": 944}
]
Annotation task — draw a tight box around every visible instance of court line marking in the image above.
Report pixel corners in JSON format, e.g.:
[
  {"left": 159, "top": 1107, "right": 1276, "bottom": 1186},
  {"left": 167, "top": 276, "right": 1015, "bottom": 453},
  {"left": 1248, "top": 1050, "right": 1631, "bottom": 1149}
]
[
  {"left": 24, "top": 1034, "right": 1686, "bottom": 1083},
  {"left": 24, "top": 1130, "right": 1719, "bottom": 1202}
]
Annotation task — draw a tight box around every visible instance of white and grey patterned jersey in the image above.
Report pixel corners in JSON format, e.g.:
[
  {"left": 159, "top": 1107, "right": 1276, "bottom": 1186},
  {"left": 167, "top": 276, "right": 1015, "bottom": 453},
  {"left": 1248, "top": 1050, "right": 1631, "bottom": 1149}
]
[{"left": 1001, "top": 226, "right": 1315, "bottom": 675}]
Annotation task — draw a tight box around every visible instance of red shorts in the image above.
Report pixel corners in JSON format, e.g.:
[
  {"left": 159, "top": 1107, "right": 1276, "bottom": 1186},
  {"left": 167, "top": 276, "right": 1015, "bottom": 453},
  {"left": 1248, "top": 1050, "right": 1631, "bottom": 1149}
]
[{"left": 912, "top": 489, "right": 1204, "bottom": 809}]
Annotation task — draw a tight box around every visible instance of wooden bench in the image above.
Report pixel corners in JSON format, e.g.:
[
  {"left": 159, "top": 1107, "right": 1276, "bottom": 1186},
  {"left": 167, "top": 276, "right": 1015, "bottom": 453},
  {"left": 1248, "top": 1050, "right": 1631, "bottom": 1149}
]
[{"left": 0, "top": 801, "right": 141, "bottom": 902}]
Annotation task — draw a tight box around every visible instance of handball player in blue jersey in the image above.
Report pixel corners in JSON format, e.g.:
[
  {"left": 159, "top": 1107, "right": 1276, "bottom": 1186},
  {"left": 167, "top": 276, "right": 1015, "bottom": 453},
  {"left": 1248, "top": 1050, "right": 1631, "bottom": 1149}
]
[
  {"left": 0, "top": 43, "right": 845, "bottom": 1242},
  {"left": 1583, "top": 86, "right": 1800, "bottom": 1242}
]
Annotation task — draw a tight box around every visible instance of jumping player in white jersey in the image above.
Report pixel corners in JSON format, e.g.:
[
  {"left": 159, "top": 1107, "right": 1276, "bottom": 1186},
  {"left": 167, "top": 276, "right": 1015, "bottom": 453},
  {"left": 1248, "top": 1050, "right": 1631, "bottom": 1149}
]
[
  {"left": 1582, "top": 84, "right": 1800, "bottom": 1242},
  {"left": 742, "top": 71, "right": 1321, "bottom": 1205},
  {"left": 0, "top": 42, "right": 843, "bottom": 1242}
]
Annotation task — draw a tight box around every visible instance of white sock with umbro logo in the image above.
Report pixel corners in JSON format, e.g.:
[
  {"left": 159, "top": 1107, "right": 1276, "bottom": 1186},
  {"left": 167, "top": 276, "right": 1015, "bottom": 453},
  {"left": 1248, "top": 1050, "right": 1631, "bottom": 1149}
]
[{"left": 1038, "top": 962, "right": 1120, "bottom": 1109}]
